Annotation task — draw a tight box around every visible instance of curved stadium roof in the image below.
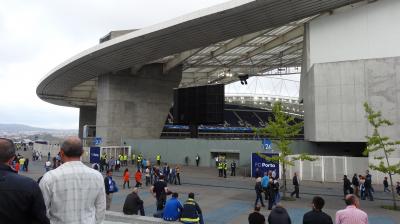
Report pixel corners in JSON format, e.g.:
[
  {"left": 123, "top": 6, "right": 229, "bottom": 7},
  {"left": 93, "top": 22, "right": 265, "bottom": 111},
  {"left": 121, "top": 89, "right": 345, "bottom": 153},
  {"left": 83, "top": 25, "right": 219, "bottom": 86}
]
[{"left": 37, "top": 0, "right": 363, "bottom": 108}]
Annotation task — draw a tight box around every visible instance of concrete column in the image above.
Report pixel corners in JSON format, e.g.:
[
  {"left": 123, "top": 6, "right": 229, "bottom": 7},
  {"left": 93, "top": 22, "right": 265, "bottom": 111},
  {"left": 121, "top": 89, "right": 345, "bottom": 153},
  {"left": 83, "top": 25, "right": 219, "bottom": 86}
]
[
  {"left": 78, "top": 106, "right": 97, "bottom": 139},
  {"left": 96, "top": 64, "right": 182, "bottom": 145}
]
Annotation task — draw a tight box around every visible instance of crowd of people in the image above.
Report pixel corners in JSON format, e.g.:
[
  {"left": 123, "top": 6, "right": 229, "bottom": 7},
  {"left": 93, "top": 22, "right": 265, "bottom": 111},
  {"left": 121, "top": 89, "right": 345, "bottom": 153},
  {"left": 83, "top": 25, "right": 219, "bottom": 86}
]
[
  {"left": 0, "top": 137, "right": 203, "bottom": 223},
  {"left": 2, "top": 136, "right": 400, "bottom": 224},
  {"left": 249, "top": 194, "right": 368, "bottom": 224},
  {"left": 216, "top": 157, "right": 237, "bottom": 178}
]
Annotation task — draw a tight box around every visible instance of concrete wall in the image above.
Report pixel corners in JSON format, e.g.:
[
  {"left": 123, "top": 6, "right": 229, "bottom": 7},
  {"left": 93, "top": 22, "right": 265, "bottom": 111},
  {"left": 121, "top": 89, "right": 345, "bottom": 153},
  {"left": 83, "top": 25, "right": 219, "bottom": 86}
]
[
  {"left": 309, "top": 0, "right": 400, "bottom": 66},
  {"left": 96, "top": 64, "right": 181, "bottom": 145},
  {"left": 303, "top": 57, "right": 400, "bottom": 142},
  {"left": 78, "top": 106, "right": 96, "bottom": 139},
  {"left": 123, "top": 138, "right": 365, "bottom": 168},
  {"left": 105, "top": 211, "right": 179, "bottom": 224}
]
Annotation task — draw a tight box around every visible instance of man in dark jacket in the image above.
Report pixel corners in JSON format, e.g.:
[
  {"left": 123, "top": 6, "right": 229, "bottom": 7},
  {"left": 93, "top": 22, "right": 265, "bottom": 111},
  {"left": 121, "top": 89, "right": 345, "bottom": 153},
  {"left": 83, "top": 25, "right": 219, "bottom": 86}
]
[
  {"left": 230, "top": 161, "right": 236, "bottom": 176},
  {"left": 123, "top": 187, "right": 145, "bottom": 216},
  {"left": 343, "top": 175, "right": 353, "bottom": 198},
  {"left": 151, "top": 175, "right": 169, "bottom": 211},
  {"left": 0, "top": 138, "right": 49, "bottom": 224},
  {"left": 104, "top": 170, "right": 115, "bottom": 210},
  {"left": 181, "top": 192, "right": 204, "bottom": 224},
  {"left": 290, "top": 172, "right": 300, "bottom": 198},
  {"left": 248, "top": 204, "right": 265, "bottom": 224},
  {"left": 254, "top": 177, "right": 265, "bottom": 207},
  {"left": 267, "top": 203, "right": 291, "bottom": 224},
  {"left": 365, "top": 170, "right": 373, "bottom": 201},
  {"left": 303, "top": 196, "right": 333, "bottom": 224},
  {"left": 352, "top": 173, "right": 360, "bottom": 197}
]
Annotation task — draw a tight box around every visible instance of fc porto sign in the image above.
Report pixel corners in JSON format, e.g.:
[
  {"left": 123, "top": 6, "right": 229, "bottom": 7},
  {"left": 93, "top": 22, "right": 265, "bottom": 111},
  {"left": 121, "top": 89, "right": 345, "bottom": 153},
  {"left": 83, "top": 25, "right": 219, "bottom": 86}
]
[
  {"left": 251, "top": 152, "right": 279, "bottom": 178},
  {"left": 89, "top": 146, "right": 101, "bottom": 164}
]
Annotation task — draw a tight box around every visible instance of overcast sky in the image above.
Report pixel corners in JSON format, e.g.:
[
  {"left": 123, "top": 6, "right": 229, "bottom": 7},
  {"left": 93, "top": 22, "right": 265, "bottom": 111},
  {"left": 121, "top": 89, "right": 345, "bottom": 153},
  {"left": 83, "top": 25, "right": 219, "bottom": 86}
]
[
  {"left": 0, "top": 0, "right": 233, "bottom": 129},
  {"left": 0, "top": 0, "right": 300, "bottom": 130}
]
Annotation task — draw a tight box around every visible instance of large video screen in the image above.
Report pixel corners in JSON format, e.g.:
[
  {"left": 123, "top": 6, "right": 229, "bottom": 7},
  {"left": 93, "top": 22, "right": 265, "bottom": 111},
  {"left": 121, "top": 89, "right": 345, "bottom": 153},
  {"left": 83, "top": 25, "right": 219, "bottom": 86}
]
[{"left": 173, "top": 84, "right": 224, "bottom": 125}]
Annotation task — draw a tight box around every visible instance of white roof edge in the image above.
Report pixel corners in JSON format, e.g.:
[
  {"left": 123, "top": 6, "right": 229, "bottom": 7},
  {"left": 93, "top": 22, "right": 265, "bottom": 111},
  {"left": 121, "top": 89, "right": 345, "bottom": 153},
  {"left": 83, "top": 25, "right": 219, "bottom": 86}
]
[{"left": 38, "top": 0, "right": 254, "bottom": 87}]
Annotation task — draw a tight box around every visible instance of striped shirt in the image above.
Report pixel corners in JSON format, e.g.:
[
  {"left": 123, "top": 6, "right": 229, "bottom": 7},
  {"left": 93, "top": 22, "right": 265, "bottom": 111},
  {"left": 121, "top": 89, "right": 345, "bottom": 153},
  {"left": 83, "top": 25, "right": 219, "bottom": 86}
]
[
  {"left": 39, "top": 161, "right": 106, "bottom": 224},
  {"left": 335, "top": 205, "right": 368, "bottom": 224}
]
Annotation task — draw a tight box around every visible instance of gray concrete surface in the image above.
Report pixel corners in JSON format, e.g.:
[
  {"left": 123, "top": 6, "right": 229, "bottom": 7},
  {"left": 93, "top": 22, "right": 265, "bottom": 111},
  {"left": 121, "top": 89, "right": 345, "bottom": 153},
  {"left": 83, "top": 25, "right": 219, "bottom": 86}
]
[
  {"left": 302, "top": 56, "right": 400, "bottom": 143},
  {"left": 105, "top": 211, "right": 179, "bottom": 224},
  {"left": 96, "top": 63, "right": 182, "bottom": 145},
  {"left": 19, "top": 149, "right": 400, "bottom": 224},
  {"left": 78, "top": 106, "right": 97, "bottom": 139}
]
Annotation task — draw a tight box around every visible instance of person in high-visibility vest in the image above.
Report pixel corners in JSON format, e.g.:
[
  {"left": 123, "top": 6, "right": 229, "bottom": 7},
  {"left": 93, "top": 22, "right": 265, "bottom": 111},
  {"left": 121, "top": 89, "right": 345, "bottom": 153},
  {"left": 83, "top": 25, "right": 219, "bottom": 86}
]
[
  {"left": 223, "top": 161, "right": 228, "bottom": 178},
  {"left": 123, "top": 154, "right": 128, "bottom": 166},
  {"left": 131, "top": 153, "right": 136, "bottom": 165},
  {"left": 137, "top": 155, "right": 142, "bottom": 170},
  {"left": 156, "top": 154, "right": 161, "bottom": 166},
  {"left": 180, "top": 192, "right": 203, "bottom": 224},
  {"left": 217, "top": 162, "right": 223, "bottom": 177}
]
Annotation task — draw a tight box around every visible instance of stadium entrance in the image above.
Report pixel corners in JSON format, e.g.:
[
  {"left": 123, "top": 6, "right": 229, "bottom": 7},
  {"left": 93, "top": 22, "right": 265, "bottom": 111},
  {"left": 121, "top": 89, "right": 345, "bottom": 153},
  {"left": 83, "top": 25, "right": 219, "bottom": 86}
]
[{"left": 210, "top": 150, "right": 240, "bottom": 167}]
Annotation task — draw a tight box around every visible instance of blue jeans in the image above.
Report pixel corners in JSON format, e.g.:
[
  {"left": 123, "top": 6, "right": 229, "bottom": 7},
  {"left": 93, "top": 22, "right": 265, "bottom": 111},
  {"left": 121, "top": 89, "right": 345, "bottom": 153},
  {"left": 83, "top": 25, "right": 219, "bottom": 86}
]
[{"left": 274, "top": 192, "right": 281, "bottom": 205}]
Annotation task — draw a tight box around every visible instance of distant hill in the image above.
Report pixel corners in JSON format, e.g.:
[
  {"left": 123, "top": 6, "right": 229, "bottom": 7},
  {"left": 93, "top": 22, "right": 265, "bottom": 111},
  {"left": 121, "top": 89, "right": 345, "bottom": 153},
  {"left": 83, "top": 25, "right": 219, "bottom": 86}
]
[{"left": 0, "top": 123, "right": 77, "bottom": 137}]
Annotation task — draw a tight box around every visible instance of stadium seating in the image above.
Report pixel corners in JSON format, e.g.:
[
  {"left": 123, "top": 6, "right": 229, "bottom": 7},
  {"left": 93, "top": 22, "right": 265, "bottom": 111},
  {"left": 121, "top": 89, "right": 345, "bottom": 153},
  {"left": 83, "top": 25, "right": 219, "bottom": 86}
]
[{"left": 161, "top": 104, "right": 303, "bottom": 140}]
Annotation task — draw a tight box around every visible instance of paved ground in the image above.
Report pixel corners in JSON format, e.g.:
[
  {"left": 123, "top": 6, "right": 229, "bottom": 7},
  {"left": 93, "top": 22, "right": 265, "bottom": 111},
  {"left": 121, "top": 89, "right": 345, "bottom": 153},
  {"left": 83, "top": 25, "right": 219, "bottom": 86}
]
[{"left": 20, "top": 153, "right": 400, "bottom": 224}]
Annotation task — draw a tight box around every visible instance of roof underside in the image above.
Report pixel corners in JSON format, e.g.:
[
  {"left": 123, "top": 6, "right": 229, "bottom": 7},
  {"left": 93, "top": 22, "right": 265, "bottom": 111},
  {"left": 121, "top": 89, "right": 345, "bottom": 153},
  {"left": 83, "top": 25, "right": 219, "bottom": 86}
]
[{"left": 37, "top": 0, "right": 364, "bottom": 108}]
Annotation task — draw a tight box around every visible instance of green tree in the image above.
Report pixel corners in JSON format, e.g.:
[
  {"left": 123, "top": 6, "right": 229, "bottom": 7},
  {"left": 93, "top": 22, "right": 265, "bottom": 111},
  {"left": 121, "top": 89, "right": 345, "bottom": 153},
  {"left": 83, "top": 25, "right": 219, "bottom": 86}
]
[
  {"left": 363, "top": 102, "right": 400, "bottom": 209},
  {"left": 255, "top": 102, "right": 315, "bottom": 198}
]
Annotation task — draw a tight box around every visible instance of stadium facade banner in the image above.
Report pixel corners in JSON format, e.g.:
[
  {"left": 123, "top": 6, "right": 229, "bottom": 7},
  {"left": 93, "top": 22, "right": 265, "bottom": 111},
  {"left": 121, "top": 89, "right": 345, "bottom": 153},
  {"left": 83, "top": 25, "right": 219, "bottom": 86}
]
[
  {"left": 262, "top": 138, "right": 272, "bottom": 150},
  {"left": 90, "top": 146, "right": 101, "bottom": 164},
  {"left": 251, "top": 152, "right": 279, "bottom": 178}
]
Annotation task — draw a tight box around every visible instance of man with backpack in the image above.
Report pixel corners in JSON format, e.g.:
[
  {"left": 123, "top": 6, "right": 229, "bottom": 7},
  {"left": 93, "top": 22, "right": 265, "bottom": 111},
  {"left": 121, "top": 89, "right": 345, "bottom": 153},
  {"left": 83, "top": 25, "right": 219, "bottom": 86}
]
[{"left": 104, "top": 169, "right": 117, "bottom": 210}]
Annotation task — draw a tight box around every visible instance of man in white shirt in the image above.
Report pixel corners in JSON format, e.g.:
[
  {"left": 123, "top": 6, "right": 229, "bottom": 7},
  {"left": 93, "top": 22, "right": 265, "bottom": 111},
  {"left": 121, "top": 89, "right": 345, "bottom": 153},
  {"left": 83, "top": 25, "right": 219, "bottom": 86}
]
[{"left": 39, "top": 137, "right": 106, "bottom": 224}]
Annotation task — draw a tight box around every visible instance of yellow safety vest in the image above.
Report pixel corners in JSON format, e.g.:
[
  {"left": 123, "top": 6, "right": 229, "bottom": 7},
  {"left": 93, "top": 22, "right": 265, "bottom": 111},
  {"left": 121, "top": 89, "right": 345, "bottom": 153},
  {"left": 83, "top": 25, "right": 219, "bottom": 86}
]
[
  {"left": 123, "top": 155, "right": 128, "bottom": 161},
  {"left": 156, "top": 155, "right": 161, "bottom": 160},
  {"left": 218, "top": 162, "right": 222, "bottom": 169}
]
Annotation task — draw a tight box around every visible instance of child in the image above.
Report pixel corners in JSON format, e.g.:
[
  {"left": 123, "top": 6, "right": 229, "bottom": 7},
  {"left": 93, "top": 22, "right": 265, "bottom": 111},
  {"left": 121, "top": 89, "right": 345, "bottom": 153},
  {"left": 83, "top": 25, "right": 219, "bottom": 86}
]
[
  {"left": 15, "top": 162, "right": 20, "bottom": 173},
  {"left": 123, "top": 168, "right": 130, "bottom": 189},
  {"left": 135, "top": 169, "right": 142, "bottom": 187}
]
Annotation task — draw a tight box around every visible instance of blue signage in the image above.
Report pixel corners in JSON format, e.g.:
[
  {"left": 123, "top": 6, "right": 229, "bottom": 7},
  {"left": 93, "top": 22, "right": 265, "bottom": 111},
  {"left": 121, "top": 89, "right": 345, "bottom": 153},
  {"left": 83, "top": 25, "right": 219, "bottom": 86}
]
[
  {"left": 251, "top": 152, "right": 279, "bottom": 178},
  {"left": 90, "top": 147, "right": 101, "bottom": 164},
  {"left": 262, "top": 138, "right": 272, "bottom": 150},
  {"left": 92, "top": 137, "right": 102, "bottom": 146}
]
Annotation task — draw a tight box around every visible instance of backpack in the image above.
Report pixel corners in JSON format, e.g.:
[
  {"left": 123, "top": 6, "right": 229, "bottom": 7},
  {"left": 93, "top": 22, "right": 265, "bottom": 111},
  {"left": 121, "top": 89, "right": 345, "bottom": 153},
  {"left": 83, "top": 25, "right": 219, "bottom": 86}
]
[{"left": 108, "top": 177, "right": 119, "bottom": 193}]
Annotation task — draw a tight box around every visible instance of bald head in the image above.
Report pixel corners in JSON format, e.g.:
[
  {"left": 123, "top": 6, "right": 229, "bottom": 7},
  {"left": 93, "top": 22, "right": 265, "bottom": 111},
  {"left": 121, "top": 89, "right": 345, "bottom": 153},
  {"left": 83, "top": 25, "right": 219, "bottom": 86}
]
[
  {"left": 345, "top": 194, "right": 358, "bottom": 207},
  {"left": 0, "top": 138, "right": 15, "bottom": 163},
  {"left": 61, "top": 137, "right": 83, "bottom": 158}
]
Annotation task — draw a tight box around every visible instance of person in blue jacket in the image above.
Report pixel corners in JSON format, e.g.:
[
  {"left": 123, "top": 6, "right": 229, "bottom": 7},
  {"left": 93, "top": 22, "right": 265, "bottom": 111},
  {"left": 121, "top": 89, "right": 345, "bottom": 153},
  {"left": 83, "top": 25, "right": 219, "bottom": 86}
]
[
  {"left": 261, "top": 172, "right": 270, "bottom": 200},
  {"left": 163, "top": 192, "right": 183, "bottom": 221}
]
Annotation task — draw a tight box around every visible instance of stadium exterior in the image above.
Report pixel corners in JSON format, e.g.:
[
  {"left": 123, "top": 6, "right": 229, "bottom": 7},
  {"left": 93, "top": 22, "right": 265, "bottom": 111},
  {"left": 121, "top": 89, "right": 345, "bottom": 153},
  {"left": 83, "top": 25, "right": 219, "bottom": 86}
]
[{"left": 37, "top": 0, "right": 400, "bottom": 181}]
